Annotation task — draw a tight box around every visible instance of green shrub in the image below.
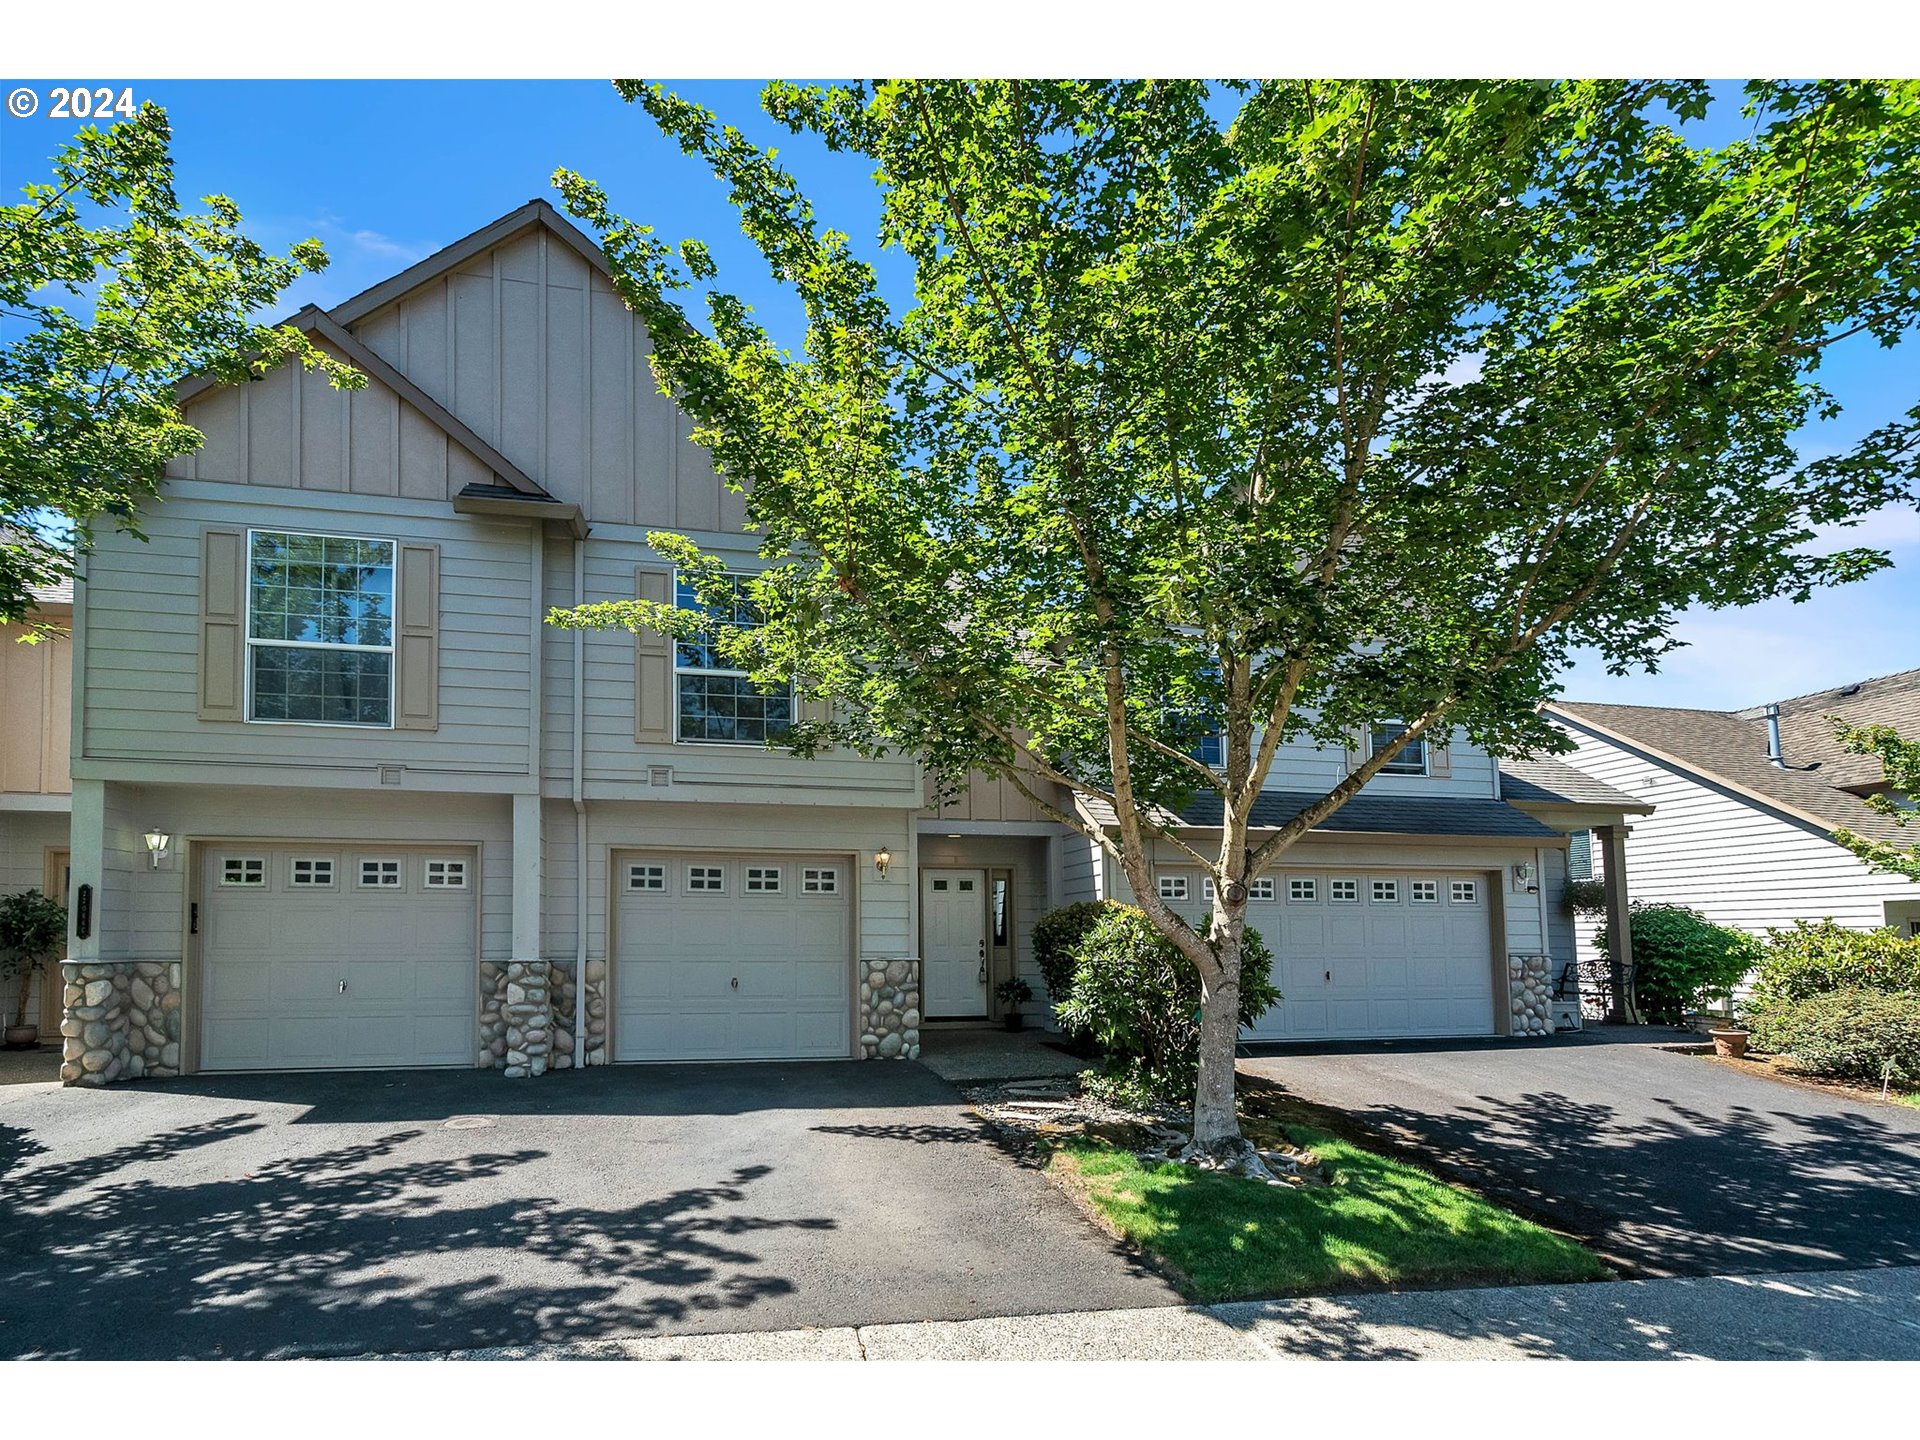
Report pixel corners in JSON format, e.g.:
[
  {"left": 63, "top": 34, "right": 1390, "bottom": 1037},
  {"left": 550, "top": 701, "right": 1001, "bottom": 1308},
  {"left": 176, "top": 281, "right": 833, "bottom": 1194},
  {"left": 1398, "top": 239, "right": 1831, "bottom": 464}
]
[
  {"left": 0, "top": 887, "right": 67, "bottom": 1029},
  {"left": 1592, "top": 902, "right": 1761, "bottom": 1024},
  {"left": 1031, "top": 900, "right": 1119, "bottom": 1009},
  {"left": 1748, "top": 988, "right": 1920, "bottom": 1084},
  {"left": 1055, "top": 905, "right": 1278, "bottom": 1102},
  {"left": 1562, "top": 877, "right": 1608, "bottom": 915},
  {"left": 1748, "top": 920, "right": 1920, "bottom": 1011}
]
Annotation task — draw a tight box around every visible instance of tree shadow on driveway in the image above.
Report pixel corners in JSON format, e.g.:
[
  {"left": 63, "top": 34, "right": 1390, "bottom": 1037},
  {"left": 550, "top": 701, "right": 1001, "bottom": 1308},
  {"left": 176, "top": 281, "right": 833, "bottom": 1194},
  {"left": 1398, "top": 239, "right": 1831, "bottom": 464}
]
[
  {"left": 1268, "top": 1084, "right": 1920, "bottom": 1278},
  {"left": 0, "top": 1115, "right": 832, "bottom": 1360}
]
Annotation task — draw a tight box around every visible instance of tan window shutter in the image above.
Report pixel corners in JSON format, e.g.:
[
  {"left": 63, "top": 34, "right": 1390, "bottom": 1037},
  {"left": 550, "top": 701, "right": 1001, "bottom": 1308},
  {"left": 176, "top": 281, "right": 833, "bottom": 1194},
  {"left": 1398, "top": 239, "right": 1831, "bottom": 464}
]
[
  {"left": 634, "top": 565, "right": 674, "bottom": 743},
  {"left": 198, "top": 527, "right": 247, "bottom": 721},
  {"left": 395, "top": 543, "right": 440, "bottom": 731},
  {"left": 1428, "top": 729, "right": 1452, "bottom": 778},
  {"left": 799, "top": 692, "right": 831, "bottom": 727}
]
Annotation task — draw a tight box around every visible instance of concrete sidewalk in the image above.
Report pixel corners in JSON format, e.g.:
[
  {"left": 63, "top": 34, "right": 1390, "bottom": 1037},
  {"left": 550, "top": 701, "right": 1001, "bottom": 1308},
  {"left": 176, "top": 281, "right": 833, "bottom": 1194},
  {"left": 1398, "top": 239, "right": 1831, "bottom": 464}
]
[{"left": 381, "top": 1264, "right": 1920, "bottom": 1361}]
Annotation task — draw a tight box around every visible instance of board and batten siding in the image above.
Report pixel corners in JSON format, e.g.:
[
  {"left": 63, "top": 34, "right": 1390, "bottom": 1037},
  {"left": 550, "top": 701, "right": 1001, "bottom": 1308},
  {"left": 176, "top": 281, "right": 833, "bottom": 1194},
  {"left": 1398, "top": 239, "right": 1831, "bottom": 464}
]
[
  {"left": 1, "top": 617, "right": 72, "bottom": 797},
  {"left": 163, "top": 340, "right": 497, "bottom": 500},
  {"left": 344, "top": 226, "right": 745, "bottom": 533},
  {"left": 1555, "top": 722, "right": 1920, "bottom": 942},
  {"left": 77, "top": 485, "right": 536, "bottom": 782}
]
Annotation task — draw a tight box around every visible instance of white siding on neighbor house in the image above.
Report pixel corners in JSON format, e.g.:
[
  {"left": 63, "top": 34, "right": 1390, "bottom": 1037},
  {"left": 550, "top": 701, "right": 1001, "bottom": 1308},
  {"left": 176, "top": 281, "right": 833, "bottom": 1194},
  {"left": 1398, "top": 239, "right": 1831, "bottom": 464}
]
[
  {"left": 1555, "top": 722, "right": 1920, "bottom": 942},
  {"left": 346, "top": 227, "right": 745, "bottom": 533},
  {"left": 76, "top": 484, "right": 537, "bottom": 784}
]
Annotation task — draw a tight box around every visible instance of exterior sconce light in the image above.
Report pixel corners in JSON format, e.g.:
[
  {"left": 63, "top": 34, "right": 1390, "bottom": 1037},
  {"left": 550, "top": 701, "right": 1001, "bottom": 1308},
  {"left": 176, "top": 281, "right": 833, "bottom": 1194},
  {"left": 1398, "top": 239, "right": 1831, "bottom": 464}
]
[
  {"left": 1512, "top": 862, "right": 1538, "bottom": 894},
  {"left": 144, "top": 828, "right": 171, "bottom": 869},
  {"left": 874, "top": 846, "right": 893, "bottom": 879}
]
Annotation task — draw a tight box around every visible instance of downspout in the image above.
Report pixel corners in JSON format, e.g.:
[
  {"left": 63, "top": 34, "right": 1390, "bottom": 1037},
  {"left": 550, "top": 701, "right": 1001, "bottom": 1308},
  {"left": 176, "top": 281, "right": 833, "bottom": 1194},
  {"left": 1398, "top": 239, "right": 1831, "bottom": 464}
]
[{"left": 572, "top": 534, "right": 588, "bottom": 1065}]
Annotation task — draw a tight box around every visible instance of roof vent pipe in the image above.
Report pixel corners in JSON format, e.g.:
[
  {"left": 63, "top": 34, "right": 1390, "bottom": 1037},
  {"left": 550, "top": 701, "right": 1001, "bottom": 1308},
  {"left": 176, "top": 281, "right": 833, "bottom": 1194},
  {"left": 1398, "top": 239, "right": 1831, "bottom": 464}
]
[{"left": 1764, "top": 702, "right": 1785, "bottom": 767}]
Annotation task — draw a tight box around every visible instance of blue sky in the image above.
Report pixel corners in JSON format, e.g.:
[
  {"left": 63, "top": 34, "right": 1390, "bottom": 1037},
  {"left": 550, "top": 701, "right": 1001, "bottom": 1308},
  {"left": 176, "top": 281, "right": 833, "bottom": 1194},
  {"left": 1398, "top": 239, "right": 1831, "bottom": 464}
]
[{"left": 3, "top": 77, "right": 1914, "bottom": 712}]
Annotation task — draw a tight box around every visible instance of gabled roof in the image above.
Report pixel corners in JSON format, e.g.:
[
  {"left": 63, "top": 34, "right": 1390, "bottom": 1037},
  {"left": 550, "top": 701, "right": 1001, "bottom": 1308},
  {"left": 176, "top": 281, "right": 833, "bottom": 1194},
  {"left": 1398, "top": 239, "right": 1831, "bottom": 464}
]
[
  {"left": 1549, "top": 688, "right": 1916, "bottom": 845},
  {"left": 1499, "top": 756, "right": 1652, "bottom": 813},
  {"left": 326, "top": 199, "right": 613, "bottom": 328},
  {"left": 1079, "top": 791, "right": 1565, "bottom": 843},
  {"left": 176, "top": 304, "right": 550, "bottom": 499}
]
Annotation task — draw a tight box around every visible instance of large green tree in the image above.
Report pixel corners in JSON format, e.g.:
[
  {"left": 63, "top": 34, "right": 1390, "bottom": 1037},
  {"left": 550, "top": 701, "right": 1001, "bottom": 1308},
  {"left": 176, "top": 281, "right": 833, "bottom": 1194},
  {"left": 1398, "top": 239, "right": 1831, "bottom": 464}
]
[
  {"left": 1833, "top": 721, "right": 1920, "bottom": 882},
  {"left": 550, "top": 79, "right": 1920, "bottom": 1160},
  {"left": 1, "top": 102, "right": 360, "bottom": 628}
]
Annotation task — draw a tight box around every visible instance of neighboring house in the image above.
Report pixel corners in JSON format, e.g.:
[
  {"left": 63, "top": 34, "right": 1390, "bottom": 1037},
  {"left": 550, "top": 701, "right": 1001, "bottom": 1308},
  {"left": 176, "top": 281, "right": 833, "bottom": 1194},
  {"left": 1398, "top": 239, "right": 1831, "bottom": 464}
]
[
  {"left": 1547, "top": 670, "right": 1920, "bottom": 961},
  {"left": 55, "top": 200, "right": 1649, "bottom": 1087},
  {"left": 1, "top": 578, "right": 74, "bottom": 1037}
]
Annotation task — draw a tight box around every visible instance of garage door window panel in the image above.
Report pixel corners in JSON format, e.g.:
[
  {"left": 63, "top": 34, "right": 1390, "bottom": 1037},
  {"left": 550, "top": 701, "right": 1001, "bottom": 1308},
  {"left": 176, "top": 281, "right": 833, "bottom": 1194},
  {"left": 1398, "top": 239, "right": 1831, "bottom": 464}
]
[
  {"left": 289, "top": 857, "right": 337, "bottom": 889},
  {"left": 688, "top": 865, "right": 726, "bottom": 893},
  {"left": 358, "top": 858, "right": 404, "bottom": 890},
  {"left": 247, "top": 530, "right": 395, "bottom": 727},
  {"left": 423, "top": 859, "right": 468, "bottom": 889},
  {"left": 221, "top": 856, "right": 267, "bottom": 887},
  {"left": 628, "top": 864, "right": 666, "bottom": 892}
]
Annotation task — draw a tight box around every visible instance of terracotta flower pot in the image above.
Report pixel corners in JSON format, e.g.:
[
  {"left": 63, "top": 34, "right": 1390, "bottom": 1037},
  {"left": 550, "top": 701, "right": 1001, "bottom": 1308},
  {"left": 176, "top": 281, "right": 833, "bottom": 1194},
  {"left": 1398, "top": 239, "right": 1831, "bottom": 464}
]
[
  {"left": 3, "top": 1023, "right": 40, "bottom": 1051},
  {"left": 1709, "top": 1028, "right": 1749, "bottom": 1060}
]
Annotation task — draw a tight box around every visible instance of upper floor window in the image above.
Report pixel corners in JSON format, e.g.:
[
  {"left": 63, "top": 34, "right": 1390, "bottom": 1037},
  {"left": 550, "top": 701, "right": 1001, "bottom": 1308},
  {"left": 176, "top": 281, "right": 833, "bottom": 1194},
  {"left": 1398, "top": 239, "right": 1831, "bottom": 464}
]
[
  {"left": 1371, "top": 721, "right": 1428, "bottom": 776},
  {"left": 247, "top": 530, "right": 394, "bottom": 727},
  {"left": 674, "top": 575, "right": 793, "bottom": 746}
]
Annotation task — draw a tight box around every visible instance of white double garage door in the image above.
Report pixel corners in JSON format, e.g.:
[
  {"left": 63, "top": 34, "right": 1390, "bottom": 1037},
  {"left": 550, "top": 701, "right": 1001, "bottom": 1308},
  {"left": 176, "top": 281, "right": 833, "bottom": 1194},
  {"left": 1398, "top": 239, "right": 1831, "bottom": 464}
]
[
  {"left": 200, "top": 844, "right": 854, "bottom": 1071},
  {"left": 1157, "top": 867, "right": 1498, "bottom": 1041}
]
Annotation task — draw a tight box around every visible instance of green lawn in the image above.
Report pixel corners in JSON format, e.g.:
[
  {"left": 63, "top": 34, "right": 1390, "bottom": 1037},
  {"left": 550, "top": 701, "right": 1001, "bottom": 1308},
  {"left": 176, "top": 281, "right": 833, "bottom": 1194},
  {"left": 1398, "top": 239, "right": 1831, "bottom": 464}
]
[{"left": 1050, "top": 1125, "right": 1608, "bottom": 1303}]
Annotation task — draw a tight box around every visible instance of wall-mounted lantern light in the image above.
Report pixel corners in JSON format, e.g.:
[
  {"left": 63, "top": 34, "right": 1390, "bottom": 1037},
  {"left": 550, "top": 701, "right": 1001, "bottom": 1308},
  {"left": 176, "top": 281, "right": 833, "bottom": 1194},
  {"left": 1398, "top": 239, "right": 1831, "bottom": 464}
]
[
  {"left": 874, "top": 846, "right": 893, "bottom": 879},
  {"left": 144, "top": 828, "right": 171, "bottom": 869},
  {"left": 1512, "top": 861, "right": 1538, "bottom": 895}
]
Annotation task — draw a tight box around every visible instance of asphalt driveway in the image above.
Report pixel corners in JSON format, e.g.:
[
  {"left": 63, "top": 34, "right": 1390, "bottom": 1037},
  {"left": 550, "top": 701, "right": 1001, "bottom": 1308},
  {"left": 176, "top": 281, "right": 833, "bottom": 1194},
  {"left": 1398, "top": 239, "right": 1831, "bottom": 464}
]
[
  {"left": 1240, "top": 1028, "right": 1920, "bottom": 1279},
  {"left": 0, "top": 1061, "right": 1175, "bottom": 1360}
]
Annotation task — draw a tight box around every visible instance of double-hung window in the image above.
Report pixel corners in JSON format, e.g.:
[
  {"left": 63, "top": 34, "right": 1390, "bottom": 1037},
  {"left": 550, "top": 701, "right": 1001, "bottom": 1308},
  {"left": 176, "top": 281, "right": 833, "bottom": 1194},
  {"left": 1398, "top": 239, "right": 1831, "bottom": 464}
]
[
  {"left": 674, "top": 575, "right": 794, "bottom": 745},
  {"left": 1370, "top": 720, "right": 1428, "bottom": 776},
  {"left": 247, "top": 530, "right": 395, "bottom": 727}
]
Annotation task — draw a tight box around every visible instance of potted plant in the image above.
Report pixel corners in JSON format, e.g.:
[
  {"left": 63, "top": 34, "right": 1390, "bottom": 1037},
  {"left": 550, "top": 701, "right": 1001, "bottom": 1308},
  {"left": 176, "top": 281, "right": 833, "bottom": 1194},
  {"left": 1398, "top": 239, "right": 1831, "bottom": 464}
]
[
  {"left": 995, "top": 976, "right": 1033, "bottom": 1032},
  {"left": 1, "top": 888, "right": 68, "bottom": 1050},
  {"left": 1707, "top": 989, "right": 1750, "bottom": 1059}
]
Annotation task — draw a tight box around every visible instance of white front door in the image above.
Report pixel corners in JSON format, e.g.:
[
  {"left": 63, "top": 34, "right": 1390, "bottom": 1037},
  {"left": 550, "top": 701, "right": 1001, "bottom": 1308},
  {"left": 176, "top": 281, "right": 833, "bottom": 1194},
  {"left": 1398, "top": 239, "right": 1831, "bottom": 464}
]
[{"left": 922, "top": 868, "right": 988, "bottom": 1017}]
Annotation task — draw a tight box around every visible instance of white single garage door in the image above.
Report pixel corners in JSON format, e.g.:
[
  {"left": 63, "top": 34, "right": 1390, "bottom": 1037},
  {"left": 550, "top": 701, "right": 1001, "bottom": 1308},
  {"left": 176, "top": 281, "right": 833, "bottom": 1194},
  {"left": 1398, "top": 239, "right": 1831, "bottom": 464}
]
[
  {"left": 200, "top": 845, "right": 477, "bottom": 1071},
  {"left": 1230, "top": 870, "right": 1496, "bottom": 1041},
  {"left": 614, "top": 852, "right": 852, "bottom": 1061}
]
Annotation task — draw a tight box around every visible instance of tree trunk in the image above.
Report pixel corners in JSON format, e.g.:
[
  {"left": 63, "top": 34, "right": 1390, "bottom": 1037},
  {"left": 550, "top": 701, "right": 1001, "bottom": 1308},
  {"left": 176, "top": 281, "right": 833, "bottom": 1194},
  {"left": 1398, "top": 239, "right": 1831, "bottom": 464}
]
[{"left": 1191, "top": 924, "right": 1242, "bottom": 1146}]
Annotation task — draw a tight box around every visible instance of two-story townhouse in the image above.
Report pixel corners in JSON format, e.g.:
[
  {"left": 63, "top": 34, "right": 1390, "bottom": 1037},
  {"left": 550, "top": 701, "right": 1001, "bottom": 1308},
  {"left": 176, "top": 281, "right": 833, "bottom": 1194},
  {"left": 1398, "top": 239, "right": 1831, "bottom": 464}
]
[
  {"left": 56, "top": 201, "right": 1651, "bottom": 1086},
  {"left": 2, "top": 577, "right": 74, "bottom": 1040}
]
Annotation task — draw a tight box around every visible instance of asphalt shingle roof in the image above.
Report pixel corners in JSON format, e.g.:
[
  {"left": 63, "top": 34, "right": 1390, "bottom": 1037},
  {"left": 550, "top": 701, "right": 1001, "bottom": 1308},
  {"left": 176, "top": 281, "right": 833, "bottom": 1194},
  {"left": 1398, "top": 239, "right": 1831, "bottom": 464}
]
[
  {"left": 1498, "top": 755, "right": 1651, "bottom": 811},
  {"left": 1552, "top": 670, "right": 1920, "bottom": 845}
]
